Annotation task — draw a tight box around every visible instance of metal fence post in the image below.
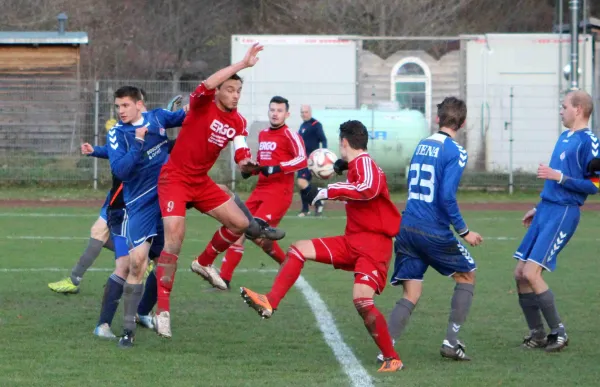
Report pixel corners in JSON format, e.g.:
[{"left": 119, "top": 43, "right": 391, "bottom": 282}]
[
  {"left": 93, "top": 80, "right": 99, "bottom": 190},
  {"left": 505, "top": 86, "right": 514, "bottom": 195}
]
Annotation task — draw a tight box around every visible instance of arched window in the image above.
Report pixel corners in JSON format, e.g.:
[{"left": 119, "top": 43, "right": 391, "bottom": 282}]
[{"left": 391, "top": 57, "right": 432, "bottom": 127}]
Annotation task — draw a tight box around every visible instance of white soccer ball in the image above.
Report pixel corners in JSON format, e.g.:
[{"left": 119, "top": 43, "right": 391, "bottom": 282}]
[{"left": 308, "top": 148, "right": 338, "bottom": 180}]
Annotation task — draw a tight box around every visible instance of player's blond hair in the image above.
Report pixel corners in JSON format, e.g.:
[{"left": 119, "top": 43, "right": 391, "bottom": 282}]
[{"left": 568, "top": 90, "right": 594, "bottom": 119}]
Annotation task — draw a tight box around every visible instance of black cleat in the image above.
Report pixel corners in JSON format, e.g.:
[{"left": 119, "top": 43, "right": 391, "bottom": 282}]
[
  {"left": 440, "top": 340, "right": 471, "bottom": 361},
  {"left": 118, "top": 329, "right": 135, "bottom": 349},
  {"left": 521, "top": 331, "right": 548, "bottom": 349},
  {"left": 246, "top": 217, "right": 285, "bottom": 241},
  {"left": 545, "top": 332, "right": 569, "bottom": 352}
]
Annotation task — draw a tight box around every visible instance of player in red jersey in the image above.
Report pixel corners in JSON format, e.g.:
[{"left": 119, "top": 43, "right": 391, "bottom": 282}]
[
  {"left": 204, "top": 95, "right": 307, "bottom": 289},
  {"left": 240, "top": 120, "right": 404, "bottom": 372},
  {"left": 155, "top": 43, "right": 282, "bottom": 338}
]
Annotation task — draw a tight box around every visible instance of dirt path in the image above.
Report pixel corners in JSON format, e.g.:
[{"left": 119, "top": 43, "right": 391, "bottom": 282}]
[{"left": 3, "top": 199, "right": 600, "bottom": 212}]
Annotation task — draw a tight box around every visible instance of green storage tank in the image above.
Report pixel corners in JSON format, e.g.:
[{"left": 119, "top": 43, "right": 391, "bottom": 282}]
[{"left": 312, "top": 107, "right": 430, "bottom": 173}]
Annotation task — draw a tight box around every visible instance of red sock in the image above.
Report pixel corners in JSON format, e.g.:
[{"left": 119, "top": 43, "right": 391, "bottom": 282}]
[
  {"left": 266, "top": 246, "right": 305, "bottom": 309},
  {"left": 156, "top": 252, "right": 178, "bottom": 314},
  {"left": 262, "top": 241, "right": 286, "bottom": 264},
  {"left": 219, "top": 245, "right": 244, "bottom": 282},
  {"left": 354, "top": 297, "right": 399, "bottom": 360},
  {"left": 197, "top": 226, "right": 242, "bottom": 266}
]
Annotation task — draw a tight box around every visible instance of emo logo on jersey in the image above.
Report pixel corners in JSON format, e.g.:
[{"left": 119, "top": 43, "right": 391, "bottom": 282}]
[
  {"left": 259, "top": 141, "right": 277, "bottom": 151},
  {"left": 210, "top": 119, "right": 237, "bottom": 139}
]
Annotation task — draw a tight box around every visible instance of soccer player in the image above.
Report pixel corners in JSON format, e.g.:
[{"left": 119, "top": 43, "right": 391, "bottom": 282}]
[
  {"left": 47, "top": 93, "right": 183, "bottom": 294},
  {"left": 240, "top": 120, "right": 404, "bottom": 373},
  {"left": 382, "top": 97, "right": 482, "bottom": 362},
  {"left": 155, "top": 43, "right": 284, "bottom": 338},
  {"left": 297, "top": 104, "right": 327, "bottom": 216},
  {"left": 514, "top": 90, "right": 597, "bottom": 352},
  {"left": 215, "top": 95, "right": 306, "bottom": 288},
  {"left": 106, "top": 85, "right": 186, "bottom": 348}
]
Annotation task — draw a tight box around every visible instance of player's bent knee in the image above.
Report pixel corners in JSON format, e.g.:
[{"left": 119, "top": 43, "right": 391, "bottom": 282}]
[
  {"left": 91, "top": 219, "right": 109, "bottom": 241},
  {"left": 402, "top": 281, "right": 422, "bottom": 304},
  {"left": 290, "top": 240, "right": 315, "bottom": 259},
  {"left": 114, "top": 256, "right": 130, "bottom": 278},
  {"left": 453, "top": 271, "right": 475, "bottom": 284}
]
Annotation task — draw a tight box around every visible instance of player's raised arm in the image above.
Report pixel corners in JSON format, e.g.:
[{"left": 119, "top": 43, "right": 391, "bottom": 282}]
[
  {"left": 328, "top": 156, "right": 382, "bottom": 201},
  {"left": 107, "top": 126, "right": 146, "bottom": 182},
  {"left": 440, "top": 149, "right": 469, "bottom": 237},
  {"left": 204, "top": 43, "right": 263, "bottom": 90}
]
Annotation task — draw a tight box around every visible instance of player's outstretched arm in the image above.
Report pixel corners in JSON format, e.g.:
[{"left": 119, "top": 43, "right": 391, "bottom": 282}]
[
  {"left": 156, "top": 108, "right": 186, "bottom": 129},
  {"left": 327, "top": 157, "right": 382, "bottom": 201},
  {"left": 81, "top": 142, "right": 109, "bottom": 159},
  {"left": 275, "top": 133, "right": 307, "bottom": 175},
  {"left": 538, "top": 164, "right": 598, "bottom": 195},
  {"left": 204, "top": 43, "right": 263, "bottom": 90},
  {"left": 107, "top": 127, "right": 146, "bottom": 181}
]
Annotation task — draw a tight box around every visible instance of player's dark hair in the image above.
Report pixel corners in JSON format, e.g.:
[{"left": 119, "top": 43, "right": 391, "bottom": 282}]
[
  {"left": 114, "top": 85, "right": 143, "bottom": 102},
  {"left": 339, "top": 120, "right": 368, "bottom": 150},
  {"left": 437, "top": 97, "right": 467, "bottom": 130},
  {"left": 270, "top": 96, "right": 289, "bottom": 111},
  {"left": 217, "top": 73, "right": 243, "bottom": 89}
]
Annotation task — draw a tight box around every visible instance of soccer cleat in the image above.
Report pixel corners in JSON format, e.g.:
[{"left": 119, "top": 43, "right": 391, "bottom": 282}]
[
  {"left": 135, "top": 313, "right": 155, "bottom": 330},
  {"left": 377, "top": 358, "right": 404, "bottom": 372},
  {"left": 440, "top": 340, "right": 471, "bottom": 361},
  {"left": 167, "top": 95, "right": 183, "bottom": 112},
  {"left": 93, "top": 323, "right": 116, "bottom": 339},
  {"left": 521, "top": 331, "right": 548, "bottom": 349},
  {"left": 259, "top": 225, "right": 285, "bottom": 241},
  {"left": 190, "top": 260, "right": 228, "bottom": 290},
  {"left": 117, "top": 329, "right": 135, "bottom": 348},
  {"left": 153, "top": 311, "right": 172, "bottom": 338},
  {"left": 240, "top": 287, "right": 273, "bottom": 319},
  {"left": 545, "top": 332, "right": 569, "bottom": 352},
  {"left": 48, "top": 277, "right": 80, "bottom": 294},
  {"left": 297, "top": 211, "right": 310, "bottom": 217}
]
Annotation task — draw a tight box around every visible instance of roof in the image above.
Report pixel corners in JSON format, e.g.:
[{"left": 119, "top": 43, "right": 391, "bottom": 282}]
[{"left": 0, "top": 31, "right": 88, "bottom": 45}]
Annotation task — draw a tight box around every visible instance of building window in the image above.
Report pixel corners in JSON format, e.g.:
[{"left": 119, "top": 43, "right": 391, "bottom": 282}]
[{"left": 391, "top": 58, "right": 432, "bottom": 127}]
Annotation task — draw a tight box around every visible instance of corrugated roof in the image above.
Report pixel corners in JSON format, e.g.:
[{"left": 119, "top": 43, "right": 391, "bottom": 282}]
[{"left": 0, "top": 31, "right": 88, "bottom": 45}]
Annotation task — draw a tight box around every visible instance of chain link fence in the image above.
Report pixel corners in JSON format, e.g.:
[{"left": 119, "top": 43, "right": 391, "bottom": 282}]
[{"left": 0, "top": 74, "right": 590, "bottom": 192}]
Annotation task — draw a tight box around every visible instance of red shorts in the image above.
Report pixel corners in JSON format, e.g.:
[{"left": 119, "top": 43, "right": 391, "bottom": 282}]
[
  {"left": 312, "top": 233, "right": 393, "bottom": 294},
  {"left": 158, "top": 166, "right": 231, "bottom": 217},
  {"left": 245, "top": 190, "right": 292, "bottom": 227}
]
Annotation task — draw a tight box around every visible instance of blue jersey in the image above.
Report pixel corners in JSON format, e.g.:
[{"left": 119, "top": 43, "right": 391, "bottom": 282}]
[
  {"left": 299, "top": 118, "right": 327, "bottom": 155},
  {"left": 539, "top": 129, "right": 598, "bottom": 206},
  {"left": 107, "top": 108, "right": 185, "bottom": 206},
  {"left": 403, "top": 132, "right": 468, "bottom": 235}
]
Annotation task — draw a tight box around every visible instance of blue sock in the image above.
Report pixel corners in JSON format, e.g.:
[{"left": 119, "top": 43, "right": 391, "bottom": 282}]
[
  {"left": 137, "top": 270, "right": 157, "bottom": 316},
  {"left": 300, "top": 186, "right": 311, "bottom": 213},
  {"left": 98, "top": 273, "right": 125, "bottom": 326}
]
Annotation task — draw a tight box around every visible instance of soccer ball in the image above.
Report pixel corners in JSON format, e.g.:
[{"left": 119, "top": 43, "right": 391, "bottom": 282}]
[{"left": 308, "top": 148, "right": 338, "bottom": 180}]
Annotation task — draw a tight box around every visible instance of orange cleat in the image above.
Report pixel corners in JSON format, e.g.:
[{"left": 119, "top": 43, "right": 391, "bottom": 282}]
[
  {"left": 240, "top": 287, "right": 274, "bottom": 319},
  {"left": 377, "top": 358, "right": 404, "bottom": 372}
]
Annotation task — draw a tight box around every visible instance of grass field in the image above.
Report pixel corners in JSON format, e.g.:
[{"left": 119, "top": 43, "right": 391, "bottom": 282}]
[{"left": 1, "top": 204, "right": 600, "bottom": 386}]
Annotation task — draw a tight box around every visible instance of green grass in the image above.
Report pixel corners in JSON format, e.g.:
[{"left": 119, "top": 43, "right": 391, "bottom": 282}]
[
  {"left": 5, "top": 186, "right": 600, "bottom": 204},
  {"left": 1, "top": 207, "right": 600, "bottom": 386}
]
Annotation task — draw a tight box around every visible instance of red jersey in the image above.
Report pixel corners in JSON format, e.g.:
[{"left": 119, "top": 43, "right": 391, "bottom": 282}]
[
  {"left": 255, "top": 125, "right": 307, "bottom": 196},
  {"left": 327, "top": 153, "right": 401, "bottom": 237},
  {"left": 166, "top": 83, "right": 249, "bottom": 177}
]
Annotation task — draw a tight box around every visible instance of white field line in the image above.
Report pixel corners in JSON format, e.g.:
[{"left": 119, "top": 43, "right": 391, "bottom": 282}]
[{"left": 295, "top": 276, "right": 374, "bottom": 387}]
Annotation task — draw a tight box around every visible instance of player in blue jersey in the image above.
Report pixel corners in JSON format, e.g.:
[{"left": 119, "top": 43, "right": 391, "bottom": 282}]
[
  {"left": 297, "top": 105, "right": 327, "bottom": 216},
  {"left": 47, "top": 92, "right": 182, "bottom": 295},
  {"left": 381, "top": 97, "right": 483, "bottom": 362},
  {"left": 105, "top": 86, "right": 186, "bottom": 348},
  {"left": 514, "top": 90, "right": 597, "bottom": 352}
]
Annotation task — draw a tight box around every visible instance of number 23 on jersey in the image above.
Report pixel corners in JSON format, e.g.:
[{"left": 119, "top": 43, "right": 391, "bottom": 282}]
[{"left": 408, "top": 163, "right": 435, "bottom": 203}]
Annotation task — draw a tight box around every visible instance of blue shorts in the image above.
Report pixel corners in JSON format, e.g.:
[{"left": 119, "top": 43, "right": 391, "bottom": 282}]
[
  {"left": 106, "top": 206, "right": 128, "bottom": 259},
  {"left": 125, "top": 197, "right": 164, "bottom": 252},
  {"left": 513, "top": 201, "right": 580, "bottom": 272},
  {"left": 297, "top": 167, "right": 312, "bottom": 181},
  {"left": 390, "top": 219, "right": 476, "bottom": 285},
  {"left": 99, "top": 190, "right": 111, "bottom": 222}
]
